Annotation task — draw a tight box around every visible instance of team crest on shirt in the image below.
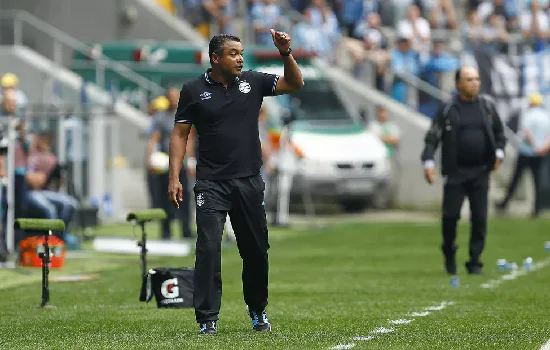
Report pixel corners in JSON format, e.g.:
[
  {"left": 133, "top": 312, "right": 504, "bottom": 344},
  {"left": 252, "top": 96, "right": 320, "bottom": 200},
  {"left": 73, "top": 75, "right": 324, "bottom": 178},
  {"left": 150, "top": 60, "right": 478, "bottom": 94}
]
[
  {"left": 196, "top": 193, "right": 205, "bottom": 207},
  {"left": 238, "top": 81, "right": 251, "bottom": 94},
  {"left": 200, "top": 92, "right": 212, "bottom": 100}
]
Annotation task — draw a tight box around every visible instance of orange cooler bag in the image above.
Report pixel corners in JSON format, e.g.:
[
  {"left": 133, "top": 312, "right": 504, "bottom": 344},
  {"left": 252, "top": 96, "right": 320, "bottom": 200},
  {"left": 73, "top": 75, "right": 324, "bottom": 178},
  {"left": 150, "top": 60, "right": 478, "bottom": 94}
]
[{"left": 19, "top": 235, "right": 66, "bottom": 268}]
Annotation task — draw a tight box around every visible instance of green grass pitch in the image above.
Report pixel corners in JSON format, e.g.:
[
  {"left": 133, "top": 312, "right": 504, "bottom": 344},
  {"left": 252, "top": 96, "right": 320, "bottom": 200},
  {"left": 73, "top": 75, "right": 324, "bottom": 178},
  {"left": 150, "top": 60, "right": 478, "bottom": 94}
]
[{"left": 0, "top": 217, "right": 549, "bottom": 349}]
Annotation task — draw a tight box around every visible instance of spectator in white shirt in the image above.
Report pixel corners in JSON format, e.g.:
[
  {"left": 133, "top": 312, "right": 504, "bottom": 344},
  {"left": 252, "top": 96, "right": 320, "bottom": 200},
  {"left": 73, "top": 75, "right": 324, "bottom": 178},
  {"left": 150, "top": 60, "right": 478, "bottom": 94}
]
[
  {"left": 496, "top": 93, "right": 550, "bottom": 218},
  {"left": 520, "top": 0, "right": 550, "bottom": 52},
  {"left": 463, "top": 8, "right": 485, "bottom": 51},
  {"left": 482, "top": 13, "right": 509, "bottom": 52},
  {"left": 397, "top": 5, "right": 431, "bottom": 53},
  {"left": 427, "top": 0, "right": 457, "bottom": 30},
  {"left": 251, "top": 0, "right": 283, "bottom": 46}
]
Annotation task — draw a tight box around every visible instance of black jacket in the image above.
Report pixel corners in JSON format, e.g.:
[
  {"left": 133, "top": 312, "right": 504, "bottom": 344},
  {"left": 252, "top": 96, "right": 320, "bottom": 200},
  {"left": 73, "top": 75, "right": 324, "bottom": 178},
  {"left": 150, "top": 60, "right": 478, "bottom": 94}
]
[{"left": 421, "top": 94, "right": 507, "bottom": 176}]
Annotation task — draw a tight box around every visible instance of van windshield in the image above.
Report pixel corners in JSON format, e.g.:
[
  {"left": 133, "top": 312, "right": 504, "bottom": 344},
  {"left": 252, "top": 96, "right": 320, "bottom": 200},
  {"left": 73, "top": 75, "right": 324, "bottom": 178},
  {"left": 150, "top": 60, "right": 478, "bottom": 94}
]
[{"left": 275, "top": 79, "right": 355, "bottom": 123}]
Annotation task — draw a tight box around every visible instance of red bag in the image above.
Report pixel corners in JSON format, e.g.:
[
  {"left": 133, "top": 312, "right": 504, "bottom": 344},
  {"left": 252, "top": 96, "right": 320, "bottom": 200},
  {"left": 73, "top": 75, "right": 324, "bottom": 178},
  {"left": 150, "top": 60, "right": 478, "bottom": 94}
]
[{"left": 19, "top": 235, "right": 66, "bottom": 268}]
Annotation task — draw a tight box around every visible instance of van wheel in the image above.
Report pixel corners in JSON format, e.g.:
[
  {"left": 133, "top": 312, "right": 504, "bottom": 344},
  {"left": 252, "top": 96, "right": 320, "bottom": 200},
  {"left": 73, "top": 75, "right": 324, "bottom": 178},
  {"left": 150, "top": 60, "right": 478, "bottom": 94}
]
[{"left": 340, "top": 200, "right": 367, "bottom": 213}]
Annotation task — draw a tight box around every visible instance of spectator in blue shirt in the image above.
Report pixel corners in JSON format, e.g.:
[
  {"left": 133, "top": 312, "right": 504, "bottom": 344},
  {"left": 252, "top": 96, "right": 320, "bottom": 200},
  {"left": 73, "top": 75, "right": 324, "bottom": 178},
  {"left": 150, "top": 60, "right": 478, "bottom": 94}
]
[
  {"left": 391, "top": 37, "right": 419, "bottom": 104},
  {"left": 337, "top": 0, "right": 363, "bottom": 37},
  {"left": 251, "top": 0, "right": 283, "bottom": 46},
  {"left": 418, "top": 41, "right": 460, "bottom": 118}
]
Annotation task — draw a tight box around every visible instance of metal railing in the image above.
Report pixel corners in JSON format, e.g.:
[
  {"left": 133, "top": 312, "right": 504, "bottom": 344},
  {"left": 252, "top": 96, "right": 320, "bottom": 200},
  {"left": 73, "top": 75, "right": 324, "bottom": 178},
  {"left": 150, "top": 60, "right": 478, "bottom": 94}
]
[
  {"left": 0, "top": 106, "right": 128, "bottom": 253},
  {"left": 0, "top": 10, "right": 165, "bottom": 110},
  {"left": 71, "top": 60, "right": 203, "bottom": 74}
]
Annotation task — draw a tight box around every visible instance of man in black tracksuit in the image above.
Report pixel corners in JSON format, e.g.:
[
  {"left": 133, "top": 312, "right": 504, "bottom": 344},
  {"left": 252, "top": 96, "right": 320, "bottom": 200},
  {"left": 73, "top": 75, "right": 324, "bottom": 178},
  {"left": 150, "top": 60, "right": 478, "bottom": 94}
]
[
  {"left": 421, "top": 67, "right": 507, "bottom": 275},
  {"left": 167, "top": 32, "right": 304, "bottom": 334},
  {"left": 148, "top": 88, "right": 194, "bottom": 240}
]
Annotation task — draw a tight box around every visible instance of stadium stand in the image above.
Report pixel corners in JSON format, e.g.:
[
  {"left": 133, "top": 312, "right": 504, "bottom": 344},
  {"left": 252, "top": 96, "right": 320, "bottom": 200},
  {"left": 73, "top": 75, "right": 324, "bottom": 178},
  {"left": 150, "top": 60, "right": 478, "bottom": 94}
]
[{"left": 158, "top": 0, "right": 547, "bottom": 119}]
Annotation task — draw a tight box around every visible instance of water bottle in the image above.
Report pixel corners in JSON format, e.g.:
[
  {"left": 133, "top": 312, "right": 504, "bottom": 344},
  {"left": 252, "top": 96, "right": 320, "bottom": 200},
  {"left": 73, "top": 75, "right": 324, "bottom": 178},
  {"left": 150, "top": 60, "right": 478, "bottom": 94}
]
[
  {"left": 523, "top": 257, "right": 533, "bottom": 271},
  {"left": 506, "top": 262, "right": 518, "bottom": 271},
  {"left": 450, "top": 276, "right": 460, "bottom": 288},
  {"left": 496, "top": 259, "right": 508, "bottom": 271},
  {"left": 545, "top": 241, "right": 550, "bottom": 253},
  {"left": 103, "top": 193, "right": 113, "bottom": 217}
]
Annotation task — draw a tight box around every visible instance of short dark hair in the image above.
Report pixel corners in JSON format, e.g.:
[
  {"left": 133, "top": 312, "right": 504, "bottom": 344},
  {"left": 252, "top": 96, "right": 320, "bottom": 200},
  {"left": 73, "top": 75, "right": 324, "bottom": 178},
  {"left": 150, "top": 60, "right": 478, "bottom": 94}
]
[
  {"left": 455, "top": 68, "right": 462, "bottom": 84},
  {"left": 209, "top": 34, "right": 241, "bottom": 65}
]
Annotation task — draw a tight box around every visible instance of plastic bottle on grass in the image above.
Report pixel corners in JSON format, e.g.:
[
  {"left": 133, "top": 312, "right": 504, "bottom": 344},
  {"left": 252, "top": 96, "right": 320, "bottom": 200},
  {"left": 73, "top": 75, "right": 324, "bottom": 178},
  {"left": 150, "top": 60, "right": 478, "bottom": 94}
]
[
  {"left": 450, "top": 276, "right": 460, "bottom": 288},
  {"left": 496, "top": 259, "right": 507, "bottom": 271}
]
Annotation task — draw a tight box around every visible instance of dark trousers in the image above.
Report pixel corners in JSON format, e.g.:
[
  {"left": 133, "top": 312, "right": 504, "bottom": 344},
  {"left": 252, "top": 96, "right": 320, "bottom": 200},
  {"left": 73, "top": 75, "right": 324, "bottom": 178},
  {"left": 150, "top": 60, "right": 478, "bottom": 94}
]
[
  {"left": 146, "top": 170, "right": 157, "bottom": 208},
  {"left": 500, "top": 155, "right": 543, "bottom": 216},
  {"left": 442, "top": 170, "right": 489, "bottom": 267},
  {"left": 193, "top": 173, "right": 269, "bottom": 323},
  {"left": 155, "top": 168, "right": 193, "bottom": 239}
]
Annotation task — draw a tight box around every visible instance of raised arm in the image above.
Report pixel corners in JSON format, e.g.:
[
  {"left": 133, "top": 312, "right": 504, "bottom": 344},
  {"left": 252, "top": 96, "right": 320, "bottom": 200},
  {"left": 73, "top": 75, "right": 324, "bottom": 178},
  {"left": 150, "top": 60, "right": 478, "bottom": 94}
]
[{"left": 269, "top": 29, "right": 304, "bottom": 95}]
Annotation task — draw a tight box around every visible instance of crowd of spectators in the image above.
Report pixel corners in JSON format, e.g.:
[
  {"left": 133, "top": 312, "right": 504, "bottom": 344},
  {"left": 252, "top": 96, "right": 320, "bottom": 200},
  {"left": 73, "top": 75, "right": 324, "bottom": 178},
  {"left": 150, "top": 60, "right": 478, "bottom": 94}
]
[
  {"left": 0, "top": 73, "right": 82, "bottom": 262},
  {"left": 158, "top": 0, "right": 550, "bottom": 118}
]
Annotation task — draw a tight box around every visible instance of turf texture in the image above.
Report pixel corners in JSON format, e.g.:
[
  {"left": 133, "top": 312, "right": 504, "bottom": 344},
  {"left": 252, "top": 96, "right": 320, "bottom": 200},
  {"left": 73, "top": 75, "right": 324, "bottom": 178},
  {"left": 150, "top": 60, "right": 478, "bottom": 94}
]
[{"left": 0, "top": 217, "right": 548, "bottom": 349}]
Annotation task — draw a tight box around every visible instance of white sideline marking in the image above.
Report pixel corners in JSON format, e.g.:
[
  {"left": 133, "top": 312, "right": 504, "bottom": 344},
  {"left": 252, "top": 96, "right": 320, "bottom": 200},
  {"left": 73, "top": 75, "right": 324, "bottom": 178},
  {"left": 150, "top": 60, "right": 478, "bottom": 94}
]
[
  {"left": 352, "top": 336, "right": 374, "bottom": 341},
  {"left": 389, "top": 319, "right": 414, "bottom": 325},
  {"left": 328, "top": 256, "right": 550, "bottom": 349},
  {"left": 481, "top": 257, "right": 550, "bottom": 289},
  {"left": 540, "top": 338, "right": 550, "bottom": 350},
  {"left": 426, "top": 301, "right": 454, "bottom": 311},
  {"left": 328, "top": 301, "right": 453, "bottom": 348},
  {"left": 408, "top": 311, "right": 430, "bottom": 317},
  {"left": 370, "top": 327, "right": 394, "bottom": 334},
  {"left": 329, "top": 344, "right": 355, "bottom": 350}
]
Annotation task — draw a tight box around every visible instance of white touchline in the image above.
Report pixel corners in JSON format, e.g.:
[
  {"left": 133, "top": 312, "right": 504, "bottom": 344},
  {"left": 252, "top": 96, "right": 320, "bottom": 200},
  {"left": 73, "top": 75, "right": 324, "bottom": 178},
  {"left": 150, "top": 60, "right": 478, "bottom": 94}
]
[
  {"left": 330, "top": 301, "right": 454, "bottom": 350},
  {"left": 540, "top": 338, "right": 550, "bottom": 350},
  {"left": 352, "top": 336, "right": 374, "bottom": 341},
  {"left": 407, "top": 311, "right": 430, "bottom": 317},
  {"left": 481, "top": 257, "right": 550, "bottom": 289},
  {"left": 328, "top": 343, "right": 355, "bottom": 350},
  {"left": 328, "top": 256, "right": 550, "bottom": 349},
  {"left": 389, "top": 319, "right": 414, "bottom": 325},
  {"left": 370, "top": 327, "right": 394, "bottom": 334}
]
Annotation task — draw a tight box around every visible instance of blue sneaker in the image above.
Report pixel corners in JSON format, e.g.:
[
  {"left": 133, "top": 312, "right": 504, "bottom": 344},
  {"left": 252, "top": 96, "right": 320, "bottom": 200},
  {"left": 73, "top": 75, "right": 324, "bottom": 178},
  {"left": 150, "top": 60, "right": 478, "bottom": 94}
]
[
  {"left": 199, "top": 321, "right": 217, "bottom": 334},
  {"left": 246, "top": 305, "right": 272, "bottom": 331}
]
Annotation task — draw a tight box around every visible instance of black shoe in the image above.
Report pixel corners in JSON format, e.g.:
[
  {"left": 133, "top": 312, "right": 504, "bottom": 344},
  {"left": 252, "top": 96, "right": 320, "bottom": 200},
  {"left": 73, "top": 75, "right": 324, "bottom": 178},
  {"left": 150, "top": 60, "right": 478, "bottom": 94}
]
[
  {"left": 465, "top": 261, "right": 483, "bottom": 275},
  {"left": 445, "top": 257, "right": 457, "bottom": 275},
  {"left": 199, "top": 321, "right": 217, "bottom": 334},
  {"left": 246, "top": 306, "right": 272, "bottom": 332}
]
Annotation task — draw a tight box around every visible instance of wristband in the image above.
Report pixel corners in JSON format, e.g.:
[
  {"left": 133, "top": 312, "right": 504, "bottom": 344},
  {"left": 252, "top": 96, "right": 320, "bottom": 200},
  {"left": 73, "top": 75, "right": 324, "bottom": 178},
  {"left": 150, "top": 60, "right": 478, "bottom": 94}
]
[
  {"left": 279, "top": 48, "right": 292, "bottom": 56},
  {"left": 423, "top": 160, "right": 435, "bottom": 169}
]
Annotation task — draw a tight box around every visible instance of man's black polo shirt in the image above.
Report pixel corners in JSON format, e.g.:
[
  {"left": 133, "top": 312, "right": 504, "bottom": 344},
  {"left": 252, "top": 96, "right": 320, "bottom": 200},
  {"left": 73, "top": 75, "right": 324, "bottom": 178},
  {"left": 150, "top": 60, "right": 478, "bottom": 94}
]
[{"left": 174, "top": 68, "right": 279, "bottom": 180}]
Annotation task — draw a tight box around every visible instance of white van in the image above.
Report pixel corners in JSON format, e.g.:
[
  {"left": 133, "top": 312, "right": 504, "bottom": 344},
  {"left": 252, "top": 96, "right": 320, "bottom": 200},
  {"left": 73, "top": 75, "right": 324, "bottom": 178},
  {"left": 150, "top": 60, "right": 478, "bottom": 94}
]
[{"left": 258, "top": 65, "right": 393, "bottom": 211}]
